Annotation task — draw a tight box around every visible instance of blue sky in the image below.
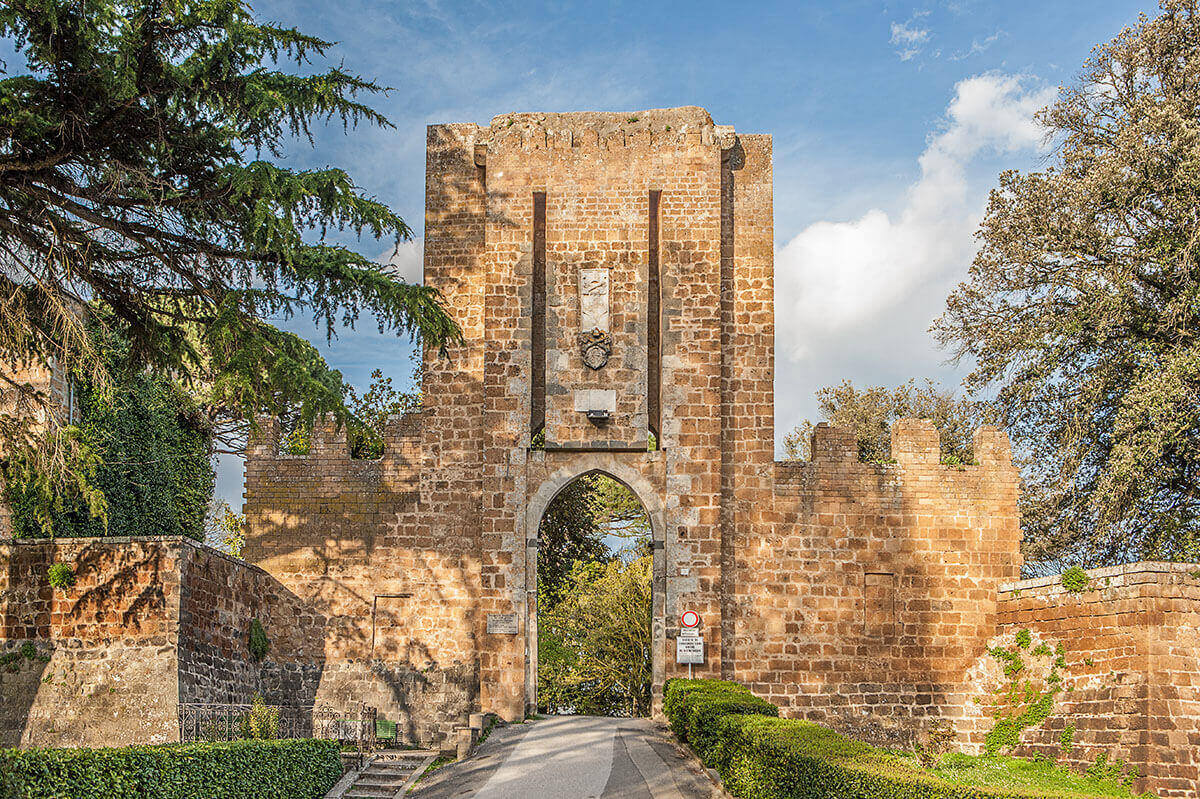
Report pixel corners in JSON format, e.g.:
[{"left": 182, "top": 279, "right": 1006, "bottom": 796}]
[{"left": 199, "top": 0, "right": 1157, "bottom": 506}]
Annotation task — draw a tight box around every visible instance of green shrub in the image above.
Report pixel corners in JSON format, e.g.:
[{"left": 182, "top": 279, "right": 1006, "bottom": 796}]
[
  {"left": 46, "top": 562, "right": 76, "bottom": 590},
  {"left": 242, "top": 693, "right": 280, "bottom": 739},
  {"left": 663, "top": 678, "right": 1137, "bottom": 799},
  {"left": 0, "top": 738, "right": 340, "bottom": 799},
  {"left": 1015, "top": 629, "right": 1032, "bottom": 649},
  {"left": 663, "top": 679, "right": 777, "bottom": 768},
  {"left": 1061, "top": 566, "right": 1091, "bottom": 593}
]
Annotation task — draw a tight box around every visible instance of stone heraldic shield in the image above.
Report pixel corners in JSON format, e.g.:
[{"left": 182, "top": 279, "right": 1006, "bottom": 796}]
[{"left": 578, "top": 328, "right": 612, "bottom": 370}]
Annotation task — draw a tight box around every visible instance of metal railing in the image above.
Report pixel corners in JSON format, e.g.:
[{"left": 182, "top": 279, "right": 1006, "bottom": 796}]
[
  {"left": 179, "top": 702, "right": 311, "bottom": 742},
  {"left": 178, "top": 702, "right": 380, "bottom": 770}
]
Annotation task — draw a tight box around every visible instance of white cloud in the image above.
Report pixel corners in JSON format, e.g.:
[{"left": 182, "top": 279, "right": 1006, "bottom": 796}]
[
  {"left": 773, "top": 73, "right": 1056, "bottom": 438},
  {"left": 951, "top": 30, "right": 1005, "bottom": 61},
  {"left": 377, "top": 238, "right": 424, "bottom": 284},
  {"left": 890, "top": 17, "right": 931, "bottom": 61}
]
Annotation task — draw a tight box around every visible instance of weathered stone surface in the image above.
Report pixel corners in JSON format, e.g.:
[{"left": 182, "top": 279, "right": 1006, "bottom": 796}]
[{"left": 985, "top": 563, "right": 1200, "bottom": 798}]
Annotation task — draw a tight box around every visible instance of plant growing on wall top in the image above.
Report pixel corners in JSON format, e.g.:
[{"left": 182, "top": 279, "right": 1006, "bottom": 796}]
[
  {"left": 249, "top": 619, "right": 270, "bottom": 663},
  {"left": 1061, "top": 566, "right": 1091, "bottom": 593}
]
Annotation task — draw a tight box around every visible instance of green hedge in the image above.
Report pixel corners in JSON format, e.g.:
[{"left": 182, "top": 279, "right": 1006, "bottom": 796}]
[
  {"left": 0, "top": 738, "right": 342, "bottom": 799},
  {"left": 663, "top": 679, "right": 1137, "bottom": 799}
]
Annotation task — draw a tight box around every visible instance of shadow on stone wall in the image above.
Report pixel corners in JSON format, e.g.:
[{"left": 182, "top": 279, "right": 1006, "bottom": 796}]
[
  {"left": 746, "top": 420, "right": 1023, "bottom": 750},
  {"left": 0, "top": 545, "right": 51, "bottom": 746},
  {"left": 0, "top": 538, "right": 181, "bottom": 747}
]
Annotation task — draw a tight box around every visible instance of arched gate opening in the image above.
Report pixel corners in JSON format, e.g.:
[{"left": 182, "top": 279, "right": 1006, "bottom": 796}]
[{"left": 524, "top": 465, "right": 666, "bottom": 718}]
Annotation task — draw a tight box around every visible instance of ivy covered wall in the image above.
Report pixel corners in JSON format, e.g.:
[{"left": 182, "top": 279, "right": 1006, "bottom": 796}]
[{"left": 4, "top": 326, "right": 214, "bottom": 540}]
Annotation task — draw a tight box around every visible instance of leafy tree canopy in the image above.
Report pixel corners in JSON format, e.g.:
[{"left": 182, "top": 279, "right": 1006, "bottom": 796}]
[
  {"left": 0, "top": 0, "right": 460, "bottom": 519},
  {"left": 536, "top": 473, "right": 650, "bottom": 605},
  {"left": 537, "top": 556, "right": 652, "bottom": 718},
  {"left": 934, "top": 0, "right": 1200, "bottom": 567}
]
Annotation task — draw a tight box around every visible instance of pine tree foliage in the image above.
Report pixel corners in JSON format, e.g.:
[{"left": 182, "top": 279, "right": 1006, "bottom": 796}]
[{"left": 0, "top": 0, "right": 460, "bottom": 515}]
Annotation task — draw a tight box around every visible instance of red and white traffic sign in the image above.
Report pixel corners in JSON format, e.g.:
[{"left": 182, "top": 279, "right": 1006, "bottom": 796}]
[{"left": 681, "top": 610, "right": 700, "bottom": 629}]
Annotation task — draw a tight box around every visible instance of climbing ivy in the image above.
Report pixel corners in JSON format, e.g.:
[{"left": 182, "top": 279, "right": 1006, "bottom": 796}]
[
  {"left": 984, "top": 633, "right": 1066, "bottom": 755},
  {"left": 1060, "top": 722, "right": 1076, "bottom": 754},
  {"left": 4, "top": 322, "right": 214, "bottom": 540}
]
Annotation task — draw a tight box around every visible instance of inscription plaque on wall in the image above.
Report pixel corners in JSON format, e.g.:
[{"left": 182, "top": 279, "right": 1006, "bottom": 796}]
[
  {"left": 578, "top": 267, "right": 610, "bottom": 332},
  {"left": 486, "top": 613, "right": 519, "bottom": 635},
  {"left": 676, "top": 630, "right": 704, "bottom": 664}
]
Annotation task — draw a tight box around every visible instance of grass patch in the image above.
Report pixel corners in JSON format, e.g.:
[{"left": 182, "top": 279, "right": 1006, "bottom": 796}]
[{"left": 934, "top": 753, "right": 1136, "bottom": 797}]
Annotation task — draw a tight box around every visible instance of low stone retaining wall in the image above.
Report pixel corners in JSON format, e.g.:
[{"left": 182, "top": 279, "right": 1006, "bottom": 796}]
[{"left": 985, "top": 562, "right": 1200, "bottom": 799}]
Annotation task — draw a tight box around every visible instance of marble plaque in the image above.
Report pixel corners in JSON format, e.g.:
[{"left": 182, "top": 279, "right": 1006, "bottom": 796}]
[
  {"left": 579, "top": 267, "right": 610, "bottom": 332},
  {"left": 486, "top": 612, "right": 519, "bottom": 635}
]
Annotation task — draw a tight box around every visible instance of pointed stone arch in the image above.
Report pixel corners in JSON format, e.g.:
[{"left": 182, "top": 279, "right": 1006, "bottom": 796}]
[{"left": 523, "top": 455, "right": 667, "bottom": 714}]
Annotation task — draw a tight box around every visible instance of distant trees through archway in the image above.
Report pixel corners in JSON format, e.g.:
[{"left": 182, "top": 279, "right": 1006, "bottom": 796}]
[{"left": 535, "top": 472, "right": 653, "bottom": 717}]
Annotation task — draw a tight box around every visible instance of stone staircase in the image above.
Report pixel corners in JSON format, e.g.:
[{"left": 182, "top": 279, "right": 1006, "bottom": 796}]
[{"left": 329, "top": 751, "right": 437, "bottom": 799}]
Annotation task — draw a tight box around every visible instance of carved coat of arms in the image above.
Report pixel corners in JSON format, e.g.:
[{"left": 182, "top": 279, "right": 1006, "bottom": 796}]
[
  {"left": 578, "top": 328, "right": 612, "bottom": 370},
  {"left": 578, "top": 266, "right": 612, "bottom": 369}
]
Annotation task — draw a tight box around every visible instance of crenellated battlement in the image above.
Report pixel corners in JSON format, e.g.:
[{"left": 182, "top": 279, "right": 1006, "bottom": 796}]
[
  {"left": 776, "top": 418, "right": 1016, "bottom": 484},
  {"left": 246, "top": 412, "right": 425, "bottom": 463},
  {"left": 473, "top": 106, "right": 736, "bottom": 155}
]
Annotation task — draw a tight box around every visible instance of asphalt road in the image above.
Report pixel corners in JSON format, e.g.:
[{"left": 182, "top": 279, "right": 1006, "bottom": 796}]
[{"left": 409, "top": 715, "right": 728, "bottom": 799}]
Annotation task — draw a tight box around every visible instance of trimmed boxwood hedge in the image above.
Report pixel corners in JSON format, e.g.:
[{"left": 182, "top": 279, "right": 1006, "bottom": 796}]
[
  {"left": 663, "top": 678, "right": 1136, "bottom": 799},
  {"left": 0, "top": 737, "right": 341, "bottom": 799}
]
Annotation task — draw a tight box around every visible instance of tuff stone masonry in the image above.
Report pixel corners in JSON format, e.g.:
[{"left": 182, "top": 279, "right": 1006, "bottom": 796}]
[{"left": 1, "top": 107, "right": 1198, "bottom": 797}]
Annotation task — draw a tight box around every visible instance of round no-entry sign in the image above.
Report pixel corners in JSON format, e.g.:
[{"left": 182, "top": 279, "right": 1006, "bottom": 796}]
[{"left": 681, "top": 610, "right": 700, "bottom": 629}]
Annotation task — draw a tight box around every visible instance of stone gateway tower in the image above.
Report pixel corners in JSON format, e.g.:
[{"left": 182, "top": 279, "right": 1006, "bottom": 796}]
[
  {"left": 241, "top": 106, "right": 1024, "bottom": 742},
  {"left": 4, "top": 107, "right": 1197, "bottom": 796}
]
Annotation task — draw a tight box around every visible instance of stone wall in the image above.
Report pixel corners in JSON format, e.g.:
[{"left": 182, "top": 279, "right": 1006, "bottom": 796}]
[
  {"left": 244, "top": 107, "right": 1022, "bottom": 731},
  {"left": 0, "top": 538, "right": 181, "bottom": 747},
  {"left": 0, "top": 536, "right": 378, "bottom": 748},
  {"left": 987, "top": 563, "right": 1200, "bottom": 798},
  {"left": 242, "top": 413, "right": 478, "bottom": 746},
  {"left": 732, "top": 421, "right": 1022, "bottom": 746}
]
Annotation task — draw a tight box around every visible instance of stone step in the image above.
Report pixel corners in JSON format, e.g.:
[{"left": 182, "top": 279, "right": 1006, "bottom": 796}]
[
  {"left": 356, "top": 775, "right": 409, "bottom": 785},
  {"left": 359, "top": 768, "right": 415, "bottom": 780}
]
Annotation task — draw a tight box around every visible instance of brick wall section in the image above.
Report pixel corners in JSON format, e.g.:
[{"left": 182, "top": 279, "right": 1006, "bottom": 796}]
[
  {"left": 0, "top": 538, "right": 181, "bottom": 747},
  {"left": 176, "top": 541, "right": 324, "bottom": 707},
  {"left": 242, "top": 413, "right": 478, "bottom": 745},
  {"left": 737, "top": 421, "right": 1023, "bottom": 746},
  {"left": 992, "top": 563, "right": 1200, "bottom": 799},
  {"left": 0, "top": 535, "right": 475, "bottom": 748}
]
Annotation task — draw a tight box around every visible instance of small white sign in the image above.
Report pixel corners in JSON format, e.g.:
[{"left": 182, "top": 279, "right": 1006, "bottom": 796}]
[
  {"left": 486, "top": 613, "right": 519, "bottom": 635},
  {"left": 676, "top": 631, "right": 704, "bottom": 665}
]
